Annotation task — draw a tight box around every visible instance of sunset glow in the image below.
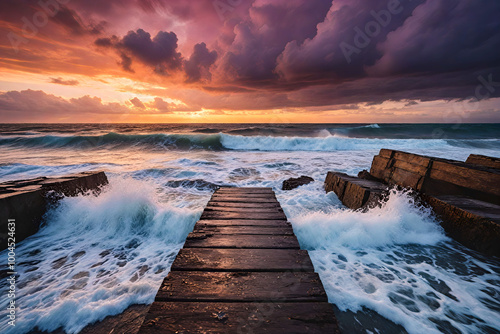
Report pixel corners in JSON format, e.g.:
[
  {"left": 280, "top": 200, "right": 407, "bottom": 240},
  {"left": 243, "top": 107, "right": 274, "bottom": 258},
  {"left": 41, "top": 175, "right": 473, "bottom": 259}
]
[{"left": 1, "top": 0, "right": 499, "bottom": 122}]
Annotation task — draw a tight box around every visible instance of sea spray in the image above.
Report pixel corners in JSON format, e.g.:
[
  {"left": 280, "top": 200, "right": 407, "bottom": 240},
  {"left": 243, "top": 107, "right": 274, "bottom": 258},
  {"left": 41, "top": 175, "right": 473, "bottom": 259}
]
[
  {"left": 0, "top": 177, "right": 201, "bottom": 334},
  {"left": 281, "top": 188, "right": 500, "bottom": 334},
  {"left": 1, "top": 123, "right": 499, "bottom": 333}
]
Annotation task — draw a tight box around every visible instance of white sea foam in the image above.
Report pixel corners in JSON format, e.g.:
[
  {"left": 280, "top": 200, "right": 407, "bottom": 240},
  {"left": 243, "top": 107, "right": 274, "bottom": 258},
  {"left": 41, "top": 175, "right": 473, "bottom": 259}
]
[
  {"left": 278, "top": 186, "right": 500, "bottom": 334},
  {"left": 1, "top": 125, "right": 499, "bottom": 333},
  {"left": 220, "top": 133, "right": 449, "bottom": 152},
  {"left": 0, "top": 177, "right": 201, "bottom": 334}
]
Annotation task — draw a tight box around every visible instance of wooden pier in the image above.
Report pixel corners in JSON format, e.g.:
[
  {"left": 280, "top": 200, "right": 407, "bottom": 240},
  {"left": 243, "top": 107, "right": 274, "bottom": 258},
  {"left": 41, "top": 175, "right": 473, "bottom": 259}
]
[{"left": 138, "top": 187, "right": 339, "bottom": 333}]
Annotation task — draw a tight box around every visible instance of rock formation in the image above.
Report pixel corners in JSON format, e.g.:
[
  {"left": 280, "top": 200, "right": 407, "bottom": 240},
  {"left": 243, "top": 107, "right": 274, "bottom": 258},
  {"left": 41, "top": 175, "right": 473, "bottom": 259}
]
[
  {"left": 325, "top": 150, "right": 500, "bottom": 256},
  {"left": 0, "top": 171, "right": 108, "bottom": 250},
  {"left": 282, "top": 175, "right": 314, "bottom": 190}
]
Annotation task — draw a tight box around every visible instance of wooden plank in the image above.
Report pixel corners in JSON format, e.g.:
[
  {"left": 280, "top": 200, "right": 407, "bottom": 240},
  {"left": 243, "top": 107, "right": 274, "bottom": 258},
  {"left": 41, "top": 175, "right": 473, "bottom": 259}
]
[
  {"left": 192, "top": 226, "right": 294, "bottom": 235},
  {"left": 207, "top": 201, "right": 280, "bottom": 208},
  {"left": 171, "top": 248, "right": 314, "bottom": 272},
  {"left": 217, "top": 187, "right": 273, "bottom": 193},
  {"left": 204, "top": 206, "right": 284, "bottom": 213},
  {"left": 139, "top": 302, "right": 340, "bottom": 334},
  {"left": 184, "top": 234, "right": 300, "bottom": 249},
  {"left": 139, "top": 187, "right": 339, "bottom": 334},
  {"left": 155, "top": 272, "right": 327, "bottom": 302},
  {"left": 207, "top": 196, "right": 278, "bottom": 203},
  {"left": 201, "top": 211, "right": 287, "bottom": 220},
  {"left": 215, "top": 191, "right": 275, "bottom": 195},
  {"left": 212, "top": 193, "right": 276, "bottom": 198},
  {"left": 196, "top": 219, "right": 291, "bottom": 227}
]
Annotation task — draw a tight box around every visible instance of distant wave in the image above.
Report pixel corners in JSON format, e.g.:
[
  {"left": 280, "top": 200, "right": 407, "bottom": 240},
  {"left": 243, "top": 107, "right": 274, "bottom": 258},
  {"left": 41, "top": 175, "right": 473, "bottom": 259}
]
[
  {"left": 0, "top": 132, "right": 224, "bottom": 150},
  {"left": 1, "top": 132, "right": 499, "bottom": 152}
]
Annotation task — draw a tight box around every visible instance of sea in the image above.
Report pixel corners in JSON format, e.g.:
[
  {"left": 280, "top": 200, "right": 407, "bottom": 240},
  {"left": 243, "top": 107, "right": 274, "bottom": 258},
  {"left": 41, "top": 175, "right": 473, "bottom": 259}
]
[{"left": 0, "top": 123, "right": 499, "bottom": 334}]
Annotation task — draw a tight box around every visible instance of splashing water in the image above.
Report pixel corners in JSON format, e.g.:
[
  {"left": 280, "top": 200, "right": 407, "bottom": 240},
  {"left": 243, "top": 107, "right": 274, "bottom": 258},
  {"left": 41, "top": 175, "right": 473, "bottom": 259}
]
[
  {"left": 0, "top": 178, "right": 201, "bottom": 334},
  {"left": 280, "top": 187, "right": 500, "bottom": 334},
  {"left": 0, "top": 123, "right": 499, "bottom": 333}
]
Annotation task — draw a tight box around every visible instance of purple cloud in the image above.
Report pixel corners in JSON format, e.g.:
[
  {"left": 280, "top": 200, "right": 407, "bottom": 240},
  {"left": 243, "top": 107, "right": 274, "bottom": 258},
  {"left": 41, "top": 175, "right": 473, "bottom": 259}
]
[{"left": 184, "top": 43, "right": 217, "bottom": 83}]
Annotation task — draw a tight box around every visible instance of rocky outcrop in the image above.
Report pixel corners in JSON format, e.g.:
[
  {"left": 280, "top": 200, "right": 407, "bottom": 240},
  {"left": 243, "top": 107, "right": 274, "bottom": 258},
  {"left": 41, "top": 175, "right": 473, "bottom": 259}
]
[
  {"left": 370, "top": 149, "right": 500, "bottom": 205},
  {"left": 357, "top": 170, "right": 382, "bottom": 182},
  {"left": 282, "top": 176, "right": 314, "bottom": 190},
  {"left": 325, "top": 150, "right": 500, "bottom": 256},
  {"left": 423, "top": 195, "right": 500, "bottom": 256},
  {"left": 0, "top": 171, "right": 108, "bottom": 250},
  {"left": 324, "top": 172, "right": 387, "bottom": 210},
  {"left": 466, "top": 154, "right": 500, "bottom": 170}
]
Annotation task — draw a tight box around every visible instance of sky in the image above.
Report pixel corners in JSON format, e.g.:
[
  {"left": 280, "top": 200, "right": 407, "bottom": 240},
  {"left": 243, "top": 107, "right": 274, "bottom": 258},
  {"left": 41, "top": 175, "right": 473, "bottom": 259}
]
[{"left": 0, "top": 0, "right": 499, "bottom": 123}]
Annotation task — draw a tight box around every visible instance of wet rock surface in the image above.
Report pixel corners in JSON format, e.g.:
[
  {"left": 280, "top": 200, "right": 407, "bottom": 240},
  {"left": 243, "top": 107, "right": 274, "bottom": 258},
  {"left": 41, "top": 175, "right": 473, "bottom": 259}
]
[
  {"left": 369, "top": 149, "right": 500, "bottom": 205},
  {"left": 466, "top": 154, "right": 500, "bottom": 169},
  {"left": 325, "top": 150, "right": 500, "bottom": 256},
  {"left": 282, "top": 175, "right": 314, "bottom": 190},
  {"left": 324, "top": 172, "right": 387, "bottom": 210},
  {"left": 0, "top": 171, "right": 108, "bottom": 250}
]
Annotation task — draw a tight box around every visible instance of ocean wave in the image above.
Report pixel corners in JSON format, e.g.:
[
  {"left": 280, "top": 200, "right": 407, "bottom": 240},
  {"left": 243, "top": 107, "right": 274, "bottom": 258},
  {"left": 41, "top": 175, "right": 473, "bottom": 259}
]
[
  {"left": 1, "top": 132, "right": 499, "bottom": 152},
  {"left": 0, "top": 132, "right": 224, "bottom": 150},
  {"left": 220, "top": 133, "right": 452, "bottom": 151}
]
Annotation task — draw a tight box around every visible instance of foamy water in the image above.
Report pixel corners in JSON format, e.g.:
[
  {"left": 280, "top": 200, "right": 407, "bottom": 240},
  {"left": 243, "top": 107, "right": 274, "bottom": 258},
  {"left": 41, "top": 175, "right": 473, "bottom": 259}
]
[{"left": 0, "top": 124, "right": 499, "bottom": 333}]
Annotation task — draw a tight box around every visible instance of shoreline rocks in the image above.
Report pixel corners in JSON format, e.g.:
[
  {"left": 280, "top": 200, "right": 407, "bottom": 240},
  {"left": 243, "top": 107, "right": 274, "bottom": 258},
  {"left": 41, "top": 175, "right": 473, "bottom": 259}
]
[
  {"left": 325, "top": 150, "right": 500, "bottom": 257},
  {"left": 369, "top": 149, "right": 500, "bottom": 205},
  {"left": 466, "top": 154, "right": 500, "bottom": 169},
  {"left": 0, "top": 171, "right": 108, "bottom": 250},
  {"left": 282, "top": 175, "right": 314, "bottom": 190},
  {"left": 324, "top": 172, "right": 386, "bottom": 210}
]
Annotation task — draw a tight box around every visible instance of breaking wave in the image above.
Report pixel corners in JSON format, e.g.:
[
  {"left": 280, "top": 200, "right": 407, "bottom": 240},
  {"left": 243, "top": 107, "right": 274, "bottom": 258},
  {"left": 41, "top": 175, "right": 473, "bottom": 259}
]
[{"left": 1, "top": 132, "right": 499, "bottom": 152}]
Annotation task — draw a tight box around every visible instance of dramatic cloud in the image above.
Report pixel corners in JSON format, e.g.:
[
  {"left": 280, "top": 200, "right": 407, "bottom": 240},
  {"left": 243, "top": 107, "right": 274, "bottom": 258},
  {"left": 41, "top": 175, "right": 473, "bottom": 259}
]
[
  {"left": 368, "top": 0, "right": 500, "bottom": 75},
  {"left": 0, "top": 0, "right": 499, "bottom": 121},
  {"left": 95, "top": 29, "right": 183, "bottom": 73},
  {"left": 96, "top": 29, "right": 219, "bottom": 81},
  {"left": 184, "top": 43, "right": 217, "bottom": 83},
  {"left": 121, "top": 29, "right": 181, "bottom": 71}
]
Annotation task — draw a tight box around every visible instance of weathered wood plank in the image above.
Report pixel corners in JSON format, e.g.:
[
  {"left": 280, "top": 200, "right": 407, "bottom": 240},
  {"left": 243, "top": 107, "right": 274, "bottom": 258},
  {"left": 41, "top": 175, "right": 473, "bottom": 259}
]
[
  {"left": 192, "top": 226, "right": 294, "bottom": 235},
  {"left": 171, "top": 248, "right": 314, "bottom": 272},
  {"left": 196, "top": 219, "right": 291, "bottom": 227},
  {"left": 139, "top": 187, "right": 339, "bottom": 334},
  {"left": 217, "top": 187, "right": 273, "bottom": 193},
  {"left": 207, "top": 201, "right": 280, "bottom": 208},
  {"left": 184, "top": 233, "right": 300, "bottom": 249},
  {"left": 200, "top": 211, "right": 287, "bottom": 220},
  {"left": 212, "top": 192, "right": 276, "bottom": 200},
  {"left": 155, "top": 272, "right": 327, "bottom": 302},
  {"left": 139, "top": 302, "right": 340, "bottom": 334},
  {"left": 204, "top": 206, "right": 284, "bottom": 213},
  {"left": 207, "top": 196, "right": 278, "bottom": 203}
]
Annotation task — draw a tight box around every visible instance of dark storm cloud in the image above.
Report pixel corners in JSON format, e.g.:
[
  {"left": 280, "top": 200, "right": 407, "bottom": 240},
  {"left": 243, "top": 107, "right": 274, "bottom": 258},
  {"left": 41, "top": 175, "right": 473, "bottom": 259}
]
[
  {"left": 206, "top": 0, "right": 500, "bottom": 104},
  {"left": 94, "top": 29, "right": 182, "bottom": 73},
  {"left": 275, "top": 0, "right": 421, "bottom": 81},
  {"left": 1, "top": 0, "right": 500, "bottom": 111},
  {"left": 184, "top": 43, "right": 218, "bottom": 83},
  {"left": 369, "top": 0, "right": 500, "bottom": 75},
  {"left": 95, "top": 29, "right": 219, "bottom": 80},
  {"left": 120, "top": 29, "right": 181, "bottom": 69},
  {"left": 216, "top": 0, "right": 333, "bottom": 83}
]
